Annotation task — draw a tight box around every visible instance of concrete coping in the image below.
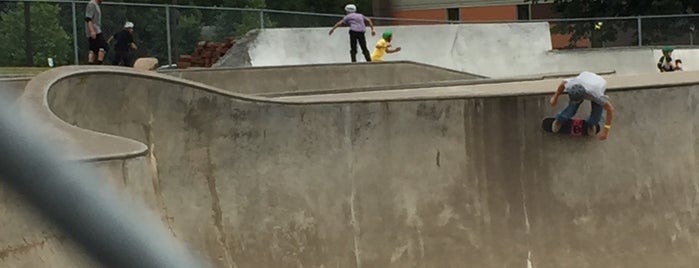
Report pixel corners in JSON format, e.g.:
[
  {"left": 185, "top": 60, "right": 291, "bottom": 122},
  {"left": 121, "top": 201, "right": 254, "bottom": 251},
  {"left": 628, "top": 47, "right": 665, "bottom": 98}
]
[
  {"left": 276, "top": 69, "right": 699, "bottom": 103},
  {"left": 260, "top": 70, "right": 617, "bottom": 97},
  {"left": 160, "top": 60, "right": 487, "bottom": 79},
  {"left": 0, "top": 77, "right": 32, "bottom": 82},
  {"left": 18, "top": 65, "right": 699, "bottom": 161}
]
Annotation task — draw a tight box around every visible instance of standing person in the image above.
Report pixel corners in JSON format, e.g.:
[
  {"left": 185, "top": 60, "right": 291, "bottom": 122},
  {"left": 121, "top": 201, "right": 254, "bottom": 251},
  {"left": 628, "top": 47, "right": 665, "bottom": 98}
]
[
  {"left": 371, "top": 31, "right": 401, "bottom": 62},
  {"left": 108, "top": 21, "right": 138, "bottom": 67},
  {"left": 85, "top": 0, "right": 107, "bottom": 65},
  {"left": 328, "top": 4, "right": 376, "bottom": 62},
  {"left": 549, "top": 71, "right": 615, "bottom": 141}
]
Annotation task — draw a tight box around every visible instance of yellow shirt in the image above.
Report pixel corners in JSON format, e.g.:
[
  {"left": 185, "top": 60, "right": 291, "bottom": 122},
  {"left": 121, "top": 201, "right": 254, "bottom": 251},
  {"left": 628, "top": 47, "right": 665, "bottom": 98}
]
[{"left": 371, "top": 39, "right": 389, "bottom": 61}]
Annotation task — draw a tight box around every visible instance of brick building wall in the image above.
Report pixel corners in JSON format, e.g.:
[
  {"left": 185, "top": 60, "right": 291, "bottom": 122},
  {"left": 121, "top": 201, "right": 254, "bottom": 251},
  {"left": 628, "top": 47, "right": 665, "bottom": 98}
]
[{"left": 380, "top": 1, "right": 592, "bottom": 48}]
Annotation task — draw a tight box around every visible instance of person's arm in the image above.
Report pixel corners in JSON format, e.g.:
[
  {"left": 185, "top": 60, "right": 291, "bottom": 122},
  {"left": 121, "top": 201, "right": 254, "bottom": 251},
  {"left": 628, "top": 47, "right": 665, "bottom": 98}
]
[
  {"left": 85, "top": 4, "right": 96, "bottom": 39},
  {"left": 86, "top": 20, "right": 96, "bottom": 39},
  {"left": 328, "top": 19, "right": 344, "bottom": 35},
  {"left": 364, "top": 16, "right": 376, "bottom": 36},
  {"left": 599, "top": 102, "right": 614, "bottom": 140},
  {"left": 549, "top": 81, "right": 565, "bottom": 106},
  {"left": 387, "top": 46, "right": 402, "bottom": 53},
  {"left": 128, "top": 34, "right": 137, "bottom": 50}
]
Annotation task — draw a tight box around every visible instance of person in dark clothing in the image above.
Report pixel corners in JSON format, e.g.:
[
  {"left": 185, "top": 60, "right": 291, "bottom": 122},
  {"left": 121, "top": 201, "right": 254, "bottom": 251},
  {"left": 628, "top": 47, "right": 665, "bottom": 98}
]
[{"left": 108, "top": 21, "right": 138, "bottom": 67}]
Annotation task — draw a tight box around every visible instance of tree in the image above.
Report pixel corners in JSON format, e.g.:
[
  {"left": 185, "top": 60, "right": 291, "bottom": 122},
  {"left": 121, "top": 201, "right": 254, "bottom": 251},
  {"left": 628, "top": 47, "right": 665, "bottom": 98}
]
[
  {"left": 213, "top": 0, "right": 271, "bottom": 39},
  {"left": 266, "top": 0, "right": 373, "bottom": 15},
  {"left": 528, "top": 0, "right": 698, "bottom": 47},
  {"left": 0, "top": 2, "right": 71, "bottom": 67}
]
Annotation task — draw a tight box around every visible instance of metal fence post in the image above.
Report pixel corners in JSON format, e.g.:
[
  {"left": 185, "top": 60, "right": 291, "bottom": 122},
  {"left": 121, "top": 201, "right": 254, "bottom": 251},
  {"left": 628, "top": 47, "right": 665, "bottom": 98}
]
[
  {"left": 690, "top": 25, "right": 695, "bottom": 46},
  {"left": 165, "top": 5, "right": 172, "bottom": 66},
  {"left": 259, "top": 10, "right": 265, "bottom": 29},
  {"left": 72, "top": 1, "right": 79, "bottom": 65},
  {"left": 637, "top": 16, "right": 642, "bottom": 46}
]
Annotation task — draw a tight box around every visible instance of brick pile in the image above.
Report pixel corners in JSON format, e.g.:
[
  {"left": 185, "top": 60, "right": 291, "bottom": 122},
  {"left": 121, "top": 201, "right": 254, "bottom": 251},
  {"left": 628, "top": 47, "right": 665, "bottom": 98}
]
[{"left": 177, "top": 38, "right": 235, "bottom": 69}]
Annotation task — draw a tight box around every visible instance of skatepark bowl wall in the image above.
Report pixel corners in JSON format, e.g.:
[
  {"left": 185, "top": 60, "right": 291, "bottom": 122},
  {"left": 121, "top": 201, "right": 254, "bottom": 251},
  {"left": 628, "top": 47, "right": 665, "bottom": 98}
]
[
  {"left": 0, "top": 77, "right": 30, "bottom": 103},
  {"left": 161, "top": 61, "right": 485, "bottom": 96},
  {"left": 215, "top": 23, "right": 699, "bottom": 78},
  {"left": 6, "top": 65, "right": 699, "bottom": 267}
]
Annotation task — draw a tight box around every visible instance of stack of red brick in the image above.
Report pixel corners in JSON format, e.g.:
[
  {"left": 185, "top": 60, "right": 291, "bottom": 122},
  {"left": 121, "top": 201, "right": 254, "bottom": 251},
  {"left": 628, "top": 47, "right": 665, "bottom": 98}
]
[{"left": 177, "top": 38, "right": 235, "bottom": 69}]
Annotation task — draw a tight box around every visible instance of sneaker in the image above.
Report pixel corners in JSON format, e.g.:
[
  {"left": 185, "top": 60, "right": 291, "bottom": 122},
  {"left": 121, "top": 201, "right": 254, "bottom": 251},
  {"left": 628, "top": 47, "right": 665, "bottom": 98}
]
[
  {"left": 551, "top": 119, "right": 562, "bottom": 133},
  {"left": 587, "top": 125, "right": 597, "bottom": 136}
]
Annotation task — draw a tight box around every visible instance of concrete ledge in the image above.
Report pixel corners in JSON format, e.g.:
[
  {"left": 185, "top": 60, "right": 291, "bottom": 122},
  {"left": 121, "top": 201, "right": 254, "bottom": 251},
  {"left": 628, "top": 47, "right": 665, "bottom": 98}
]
[
  {"left": 18, "top": 67, "right": 149, "bottom": 162},
  {"left": 161, "top": 61, "right": 485, "bottom": 95},
  {"left": 260, "top": 70, "right": 617, "bottom": 97}
]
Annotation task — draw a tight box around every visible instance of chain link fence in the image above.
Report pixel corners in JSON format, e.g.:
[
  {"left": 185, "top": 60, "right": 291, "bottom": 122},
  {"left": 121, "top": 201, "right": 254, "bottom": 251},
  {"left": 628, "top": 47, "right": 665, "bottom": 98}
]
[
  {"left": 1, "top": 0, "right": 697, "bottom": 67},
  {"left": 546, "top": 15, "right": 699, "bottom": 48}
]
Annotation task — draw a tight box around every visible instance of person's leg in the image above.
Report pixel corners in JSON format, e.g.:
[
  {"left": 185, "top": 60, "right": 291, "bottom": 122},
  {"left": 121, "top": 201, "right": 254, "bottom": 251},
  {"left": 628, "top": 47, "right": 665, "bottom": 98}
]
[
  {"left": 586, "top": 101, "right": 604, "bottom": 135},
  {"left": 96, "top": 33, "right": 107, "bottom": 64},
  {"left": 125, "top": 52, "right": 135, "bottom": 67},
  {"left": 349, "top": 31, "right": 358, "bottom": 62},
  {"left": 113, "top": 51, "right": 123, "bottom": 66},
  {"left": 357, "top": 32, "right": 371, "bottom": 62},
  {"left": 552, "top": 99, "right": 582, "bottom": 132},
  {"left": 88, "top": 38, "right": 96, "bottom": 64},
  {"left": 555, "top": 99, "right": 582, "bottom": 123}
]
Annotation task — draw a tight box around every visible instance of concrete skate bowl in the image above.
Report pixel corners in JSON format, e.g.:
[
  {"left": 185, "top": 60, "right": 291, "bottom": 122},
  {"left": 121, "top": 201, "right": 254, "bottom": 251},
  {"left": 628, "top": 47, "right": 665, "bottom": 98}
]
[
  {"left": 162, "top": 61, "right": 485, "bottom": 96},
  {"left": 217, "top": 23, "right": 699, "bottom": 78},
  {"left": 0, "top": 77, "right": 31, "bottom": 103},
  {"left": 7, "top": 65, "right": 699, "bottom": 268}
]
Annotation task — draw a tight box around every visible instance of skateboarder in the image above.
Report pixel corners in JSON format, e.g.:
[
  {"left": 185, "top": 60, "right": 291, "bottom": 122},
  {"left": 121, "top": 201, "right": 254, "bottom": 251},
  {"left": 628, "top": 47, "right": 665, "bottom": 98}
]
[
  {"left": 108, "top": 21, "right": 138, "bottom": 67},
  {"left": 658, "top": 46, "right": 681, "bottom": 72},
  {"left": 371, "top": 31, "right": 401, "bottom": 62},
  {"left": 328, "top": 4, "right": 376, "bottom": 62},
  {"left": 549, "top": 71, "right": 615, "bottom": 140}
]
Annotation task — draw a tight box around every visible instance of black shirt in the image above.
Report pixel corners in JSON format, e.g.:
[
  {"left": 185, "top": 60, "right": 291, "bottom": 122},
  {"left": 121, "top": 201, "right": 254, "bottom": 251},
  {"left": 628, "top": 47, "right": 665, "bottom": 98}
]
[{"left": 113, "top": 30, "right": 134, "bottom": 52}]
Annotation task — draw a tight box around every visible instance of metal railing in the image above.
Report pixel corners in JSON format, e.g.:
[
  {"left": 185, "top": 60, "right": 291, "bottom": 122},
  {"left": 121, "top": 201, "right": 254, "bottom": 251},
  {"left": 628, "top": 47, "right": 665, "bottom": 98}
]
[{"left": 0, "top": 0, "right": 697, "bottom": 67}]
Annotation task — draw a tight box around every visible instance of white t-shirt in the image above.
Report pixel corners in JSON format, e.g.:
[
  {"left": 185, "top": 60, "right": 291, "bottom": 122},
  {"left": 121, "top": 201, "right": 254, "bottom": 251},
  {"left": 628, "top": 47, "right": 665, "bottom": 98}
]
[{"left": 564, "top": 71, "right": 609, "bottom": 105}]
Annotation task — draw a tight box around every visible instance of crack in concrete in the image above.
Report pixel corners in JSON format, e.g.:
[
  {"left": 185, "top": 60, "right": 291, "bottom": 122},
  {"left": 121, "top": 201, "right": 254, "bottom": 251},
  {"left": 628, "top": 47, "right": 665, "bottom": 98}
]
[
  {"left": 0, "top": 234, "right": 65, "bottom": 260},
  {"left": 206, "top": 146, "right": 236, "bottom": 268},
  {"left": 144, "top": 117, "right": 177, "bottom": 237},
  {"left": 344, "top": 105, "right": 362, "bottom": 268},
  {"left": 121, "top": 159, "right": 129, "bottom": 187}
]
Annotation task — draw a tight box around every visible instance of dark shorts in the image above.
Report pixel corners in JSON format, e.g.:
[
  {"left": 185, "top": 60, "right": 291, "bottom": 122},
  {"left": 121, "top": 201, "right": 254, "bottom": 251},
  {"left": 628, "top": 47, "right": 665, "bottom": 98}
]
[{"left": 88, "top": 33, "right": 107, "bottom": 54}]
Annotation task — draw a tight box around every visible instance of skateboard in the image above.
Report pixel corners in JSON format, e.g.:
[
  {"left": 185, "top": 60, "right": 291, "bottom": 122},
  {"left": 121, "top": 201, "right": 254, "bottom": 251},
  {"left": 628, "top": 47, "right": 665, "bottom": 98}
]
[{"left": 541, "top": 117, "right": 600, "bottom": 136}]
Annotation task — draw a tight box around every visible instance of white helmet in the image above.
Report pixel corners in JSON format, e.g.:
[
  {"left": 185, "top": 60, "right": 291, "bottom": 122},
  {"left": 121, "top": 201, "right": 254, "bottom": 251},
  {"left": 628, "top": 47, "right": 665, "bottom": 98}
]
[
  {"left": 344, "top": 4, "right": 357, "bottom": 13},
  {"left": 124, "top": 21, "right": 134, "bottom": 28}
]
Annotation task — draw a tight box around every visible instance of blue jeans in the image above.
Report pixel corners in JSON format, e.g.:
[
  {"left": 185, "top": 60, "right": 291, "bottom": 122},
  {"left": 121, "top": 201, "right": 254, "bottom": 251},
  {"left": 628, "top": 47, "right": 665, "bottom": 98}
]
[{"left": 555, "top": 100, "right": 603, "bottom": 126}]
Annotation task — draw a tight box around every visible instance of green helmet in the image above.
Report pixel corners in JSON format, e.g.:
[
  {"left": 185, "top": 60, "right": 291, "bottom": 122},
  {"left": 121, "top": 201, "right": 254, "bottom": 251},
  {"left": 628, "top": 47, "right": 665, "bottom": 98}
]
[
  {"left": 662, "top": 46, "right": 674, "bottom": 52},
  {"left": 382, "top": 31, "right": 393, "bottom": 39}
]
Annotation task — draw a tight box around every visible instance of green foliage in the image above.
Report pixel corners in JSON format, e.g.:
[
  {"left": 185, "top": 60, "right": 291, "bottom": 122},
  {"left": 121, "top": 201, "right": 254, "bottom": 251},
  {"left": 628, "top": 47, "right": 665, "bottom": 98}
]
[
  {"left": 527, "top": 0, "right": 695, "bottom": 17},
  {"left": 175, "top": 11, "right": 203, "bottom": 55},
  {"left": 1, "top": 0, "right": 376, "bottom": 66},
  {"left": 266, "top": 0, "right": 373, "bottom": 15},
  {"left": 213, "top": 0, "right": 271, "bottom": 39},
  {"left": 0, "top": 2, "right": 71, "bottom": 67},
  {"left": 528, "top": 0, "right": 698, "bottom": 47}
]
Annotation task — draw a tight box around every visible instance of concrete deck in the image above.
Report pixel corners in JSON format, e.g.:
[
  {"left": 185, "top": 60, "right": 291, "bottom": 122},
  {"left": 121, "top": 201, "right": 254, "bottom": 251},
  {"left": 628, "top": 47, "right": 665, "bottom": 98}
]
[{"left": 217, "top": 23, "right": 698, "bottom": 78}]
